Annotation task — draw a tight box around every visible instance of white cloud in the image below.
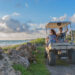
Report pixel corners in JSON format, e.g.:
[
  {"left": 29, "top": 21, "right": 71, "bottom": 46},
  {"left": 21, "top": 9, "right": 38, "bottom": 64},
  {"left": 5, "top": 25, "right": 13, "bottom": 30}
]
[
  {"left": 25, "top": 2, "right": 29, "bottom": 8},
  {"left": 59, "top": 14, "right": 67, "bottom": 21},
  {"left": 70, "top": 14, "right": 75, "bottom": 23},
  {"left": 0, "top": 21, "right": 46, "bottom": 40},
  {"left": 50, "top": 14, "right": 67, "bottom": 21},
  {"left": 2, "top": 13, "right": 75, "bottom": 40},
  {"left": 50, "top": 13, "right": 75, "bottom": 23},
  {"left": 27, "top": 23, "right": 46, "bottom": 30},
  {"left": 2, "top": 15, "right": 10, "bottom": 20},
  {"left": 38, "top": 24, "right": 45, "bottom": 29},
  {"left": 12, "top": 12, "right": 20, "bottom": 16},
  {"left": 2, "top": 12, "right": 20, "bottom": 21},
  {"left": 28, "top": 23, "right": 37, "bottom": 26},
  {"left": 1, "top": 13, "right": 75, "bottom": 40},
  {"left": 0, "top": 15, "right": 30, "bottom": 33},
  {"left": 0, "top": 23, "right": 8, "bottom": 29},
  {"left": 0, "top": 15, "right": 47, "bottom": 40},
  {"left": 0, "top": 32, "right": 46, "bottom": 40},
  {"left": 0, "top": 11, "right": 59, "bottom": 40}
]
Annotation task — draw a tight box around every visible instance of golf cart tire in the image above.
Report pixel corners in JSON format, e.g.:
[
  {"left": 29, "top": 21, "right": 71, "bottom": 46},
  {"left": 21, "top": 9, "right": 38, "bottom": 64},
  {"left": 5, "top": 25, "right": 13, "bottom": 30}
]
[
  {"left": 72, "top": 51, "right": 75, "bottom": 64},
  {"left": 47, "top": 51, "right": 56, "bottom": 66},
  {"left": 68, "top": 50, "right": 73, "bottom": 59}
]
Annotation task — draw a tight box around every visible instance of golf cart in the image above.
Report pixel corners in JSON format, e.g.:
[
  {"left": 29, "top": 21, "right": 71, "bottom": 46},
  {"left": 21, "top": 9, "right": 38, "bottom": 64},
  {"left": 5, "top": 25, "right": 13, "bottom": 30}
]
[{"left": 45, "top": 22, "right": 75, "bottom": 65}]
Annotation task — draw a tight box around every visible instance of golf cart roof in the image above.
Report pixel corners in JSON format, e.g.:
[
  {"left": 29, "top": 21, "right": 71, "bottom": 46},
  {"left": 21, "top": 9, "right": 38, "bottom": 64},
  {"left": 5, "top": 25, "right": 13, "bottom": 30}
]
[{"left": 46, "top": 21, "right": 71, "bottom": 28}]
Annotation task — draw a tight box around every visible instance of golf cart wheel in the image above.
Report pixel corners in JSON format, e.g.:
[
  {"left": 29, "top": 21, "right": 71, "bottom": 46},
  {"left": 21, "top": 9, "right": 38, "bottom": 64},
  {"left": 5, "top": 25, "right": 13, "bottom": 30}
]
[
  {"left": 71, "top": 50, "right": 75, "bottom": 64},
  {"left": 47, "top": 51, "right": 56, "bottom": 66}
]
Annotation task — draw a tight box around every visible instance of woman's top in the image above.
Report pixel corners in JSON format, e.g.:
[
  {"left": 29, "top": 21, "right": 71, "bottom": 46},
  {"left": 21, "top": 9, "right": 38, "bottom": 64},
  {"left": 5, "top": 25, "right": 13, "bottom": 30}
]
[{"left": 48, "top": 35, "right": 56, "bottom": 44}]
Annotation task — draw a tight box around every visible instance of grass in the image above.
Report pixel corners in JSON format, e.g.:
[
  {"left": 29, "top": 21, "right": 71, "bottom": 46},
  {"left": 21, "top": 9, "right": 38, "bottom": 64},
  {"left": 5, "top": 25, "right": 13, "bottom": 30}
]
[
  {"left": 30, "top": 38, "right": 45, "bottom": 45},
  {"left": 2, "top": 44, "right": 20, "bottom": 50},
  {"left": 13, "top": 46, "right": 50, "bottom": 75},
  {"left": 13, "top": 64, "right": 31, "bottom": 75},
  {"left": 28, "top": 46, "right": 50, "bottom": 75},
  {"left": 2, "top": 44, "right": 20, "bottom": 53}
]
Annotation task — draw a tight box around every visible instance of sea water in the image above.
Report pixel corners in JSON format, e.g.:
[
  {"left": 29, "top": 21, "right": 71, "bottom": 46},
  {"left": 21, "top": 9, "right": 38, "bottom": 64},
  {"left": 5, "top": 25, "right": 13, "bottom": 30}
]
[{"left": 0, "top": 40, "right": 29, "bottom": 46}]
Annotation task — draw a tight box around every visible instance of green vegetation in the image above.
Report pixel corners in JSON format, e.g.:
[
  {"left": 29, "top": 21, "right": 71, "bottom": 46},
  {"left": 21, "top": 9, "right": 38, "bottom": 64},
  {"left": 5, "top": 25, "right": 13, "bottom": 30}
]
[
  {"left": 2, "top": 44, "right": 20, "bottom": 50},
  {"left": 13, "top": 46, "right": 50, "bottom": 75},
  {"left": 13, "top": 64, "right": 31, "bottom": 75},
  {"left": 30, "top": 38, "right": 45, "bottom": 45},
  {"left": 2, "top": 38, "right": 45, "bottom": 51},
  {"left": 3, "top": 38, "right": 49, "bottom": 75},
  {"left": 2, "top": 38, "right": 70, "bottom": 75},
  {"left": 28, "top": 46, "right": 50, "bottom": 75}
]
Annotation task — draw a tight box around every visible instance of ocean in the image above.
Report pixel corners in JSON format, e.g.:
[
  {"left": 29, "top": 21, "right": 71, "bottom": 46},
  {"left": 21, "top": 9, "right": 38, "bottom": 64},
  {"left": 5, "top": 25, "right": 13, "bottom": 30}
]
[{"left": 0, "top": 40, "right": 30, "bottom": 46}]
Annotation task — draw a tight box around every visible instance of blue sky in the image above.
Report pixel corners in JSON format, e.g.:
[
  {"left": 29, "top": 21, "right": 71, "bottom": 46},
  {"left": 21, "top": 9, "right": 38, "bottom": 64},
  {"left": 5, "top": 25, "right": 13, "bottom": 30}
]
[
  {"left": 0, "top": 0, "right": 75, "bottom": 23},
  {"left": 0, "top": 0, "right": 75, "bottom": 40}
]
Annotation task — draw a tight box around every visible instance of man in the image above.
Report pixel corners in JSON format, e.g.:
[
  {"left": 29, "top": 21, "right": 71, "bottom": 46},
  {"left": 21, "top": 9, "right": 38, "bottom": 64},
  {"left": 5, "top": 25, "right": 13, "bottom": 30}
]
[
  {"left": 57, "top": 27, "right": 68, "bottom": 42},
  {"left": 57, "top": 27, "right": 68, "bottom": 58}
]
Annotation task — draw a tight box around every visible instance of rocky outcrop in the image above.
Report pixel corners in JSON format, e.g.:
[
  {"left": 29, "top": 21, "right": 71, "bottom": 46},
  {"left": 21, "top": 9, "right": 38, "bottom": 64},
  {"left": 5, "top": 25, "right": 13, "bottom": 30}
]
[
  {"left": 0, "top": 43, "right": 36, "bottom": 75},
  {"left": 8, "top": 43, "right": 36, "bottom": 67},
  {"left": 0, "top": 48, "right": 21, "bottom": 75},
  {"left": 9, "top": 50, "right": 30, "bottom": 68}
]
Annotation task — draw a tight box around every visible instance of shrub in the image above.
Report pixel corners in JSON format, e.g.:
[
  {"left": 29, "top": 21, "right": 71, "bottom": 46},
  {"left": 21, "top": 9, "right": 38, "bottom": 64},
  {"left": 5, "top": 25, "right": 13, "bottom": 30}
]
[{"left": 30, "top": 38, "right": 45, "bottom": 45}]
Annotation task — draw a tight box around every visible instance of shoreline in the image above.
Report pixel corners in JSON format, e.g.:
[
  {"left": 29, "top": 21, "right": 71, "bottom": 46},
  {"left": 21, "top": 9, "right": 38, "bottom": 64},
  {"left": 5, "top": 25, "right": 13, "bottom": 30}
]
[{"left": 0, "top": 40, "right": 28, "bottom": 47}]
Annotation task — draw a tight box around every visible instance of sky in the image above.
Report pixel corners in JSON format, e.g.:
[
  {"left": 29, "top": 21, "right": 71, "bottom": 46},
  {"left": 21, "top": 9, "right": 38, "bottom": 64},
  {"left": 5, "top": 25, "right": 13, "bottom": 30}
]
[{"left": 0, "top": 0, "right": 75, "bottom": 40}]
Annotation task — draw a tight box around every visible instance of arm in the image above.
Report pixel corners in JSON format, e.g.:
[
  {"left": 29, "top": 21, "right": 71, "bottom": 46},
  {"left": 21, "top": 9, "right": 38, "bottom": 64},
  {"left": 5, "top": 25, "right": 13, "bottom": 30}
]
[{"left": 45, "top": 37, "right": 49, "bottom": 44}]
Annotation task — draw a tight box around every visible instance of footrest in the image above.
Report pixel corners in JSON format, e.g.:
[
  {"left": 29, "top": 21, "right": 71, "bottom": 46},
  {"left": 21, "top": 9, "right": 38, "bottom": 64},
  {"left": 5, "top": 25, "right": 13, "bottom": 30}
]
[{"left": 61, "top": 57, "right": 68, "bottom": 60}]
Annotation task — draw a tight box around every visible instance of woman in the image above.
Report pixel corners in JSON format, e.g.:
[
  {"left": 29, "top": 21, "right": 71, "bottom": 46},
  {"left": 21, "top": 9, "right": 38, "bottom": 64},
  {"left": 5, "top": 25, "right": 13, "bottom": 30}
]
[
  {"left": 45, "top": 29, "right": 57, "bottom": 58},
  {"left": 46, "top": 29, "right": 57, "bottom": 46}
]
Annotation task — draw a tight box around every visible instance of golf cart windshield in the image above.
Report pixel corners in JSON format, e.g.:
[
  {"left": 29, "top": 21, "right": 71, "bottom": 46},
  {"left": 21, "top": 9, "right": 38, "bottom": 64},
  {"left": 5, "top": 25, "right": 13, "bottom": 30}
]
[{"left": 46, "top": 22, "right": 71, "bottom": 28}]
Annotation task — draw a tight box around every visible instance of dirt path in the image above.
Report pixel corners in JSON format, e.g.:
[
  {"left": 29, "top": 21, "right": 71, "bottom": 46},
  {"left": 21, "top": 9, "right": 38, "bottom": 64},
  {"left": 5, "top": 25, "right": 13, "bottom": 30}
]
[{"left": 46, "top": 64, "right": 75, "bottom": 75}]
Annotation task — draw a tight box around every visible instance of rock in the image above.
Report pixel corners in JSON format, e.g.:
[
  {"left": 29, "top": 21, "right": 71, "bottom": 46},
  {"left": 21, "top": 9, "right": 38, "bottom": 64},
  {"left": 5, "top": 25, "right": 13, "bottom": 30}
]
[
  {"left": 0, "top": 52, "right": 17, "bottom": 75},
  {"left": 16, "top": 43, "right": 36, "bottom": 52},
  {"left": 8, "top": 49, "right": 30, "bottom": 68},
  {"left": 0, "top": 47, "right": 3, "bottom": 53},
  {"left": 0, "top": 54, "right": 4, "bottom": 60},
  {"left": 9, "top": 55, "right": 30, "bottom": 68},
  {"left": 16, "top": 44, "right": 33, "bottom": 59},
  {"left": 0, "top": 43, "right": 36, "bottom": 75},
  {"left": 27, "top": 43, "right": 36, "bottom": 52},
  {"left": 15, "top": 71, "right": 21, "bottom": 75},
  {"left": 0, "top": 47, "right": 4, "bottom": 60},
  {"left": 0, "top": 48, "right": 22, "bottom": 75},
  {"left": 8, "top": 49, "right": 18, "bottom": 55},
  {"left": 16, "top": 44, "right": 27, "bottom": 51},
  {"left": 7, "top": 43, "right": 36, "bottom": 69},
  {"left": 15, "top": 43, "right": 36, "bottom": 62},
  {"left": 18, "top": 48, "right": 30, "bottom": 58}
]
